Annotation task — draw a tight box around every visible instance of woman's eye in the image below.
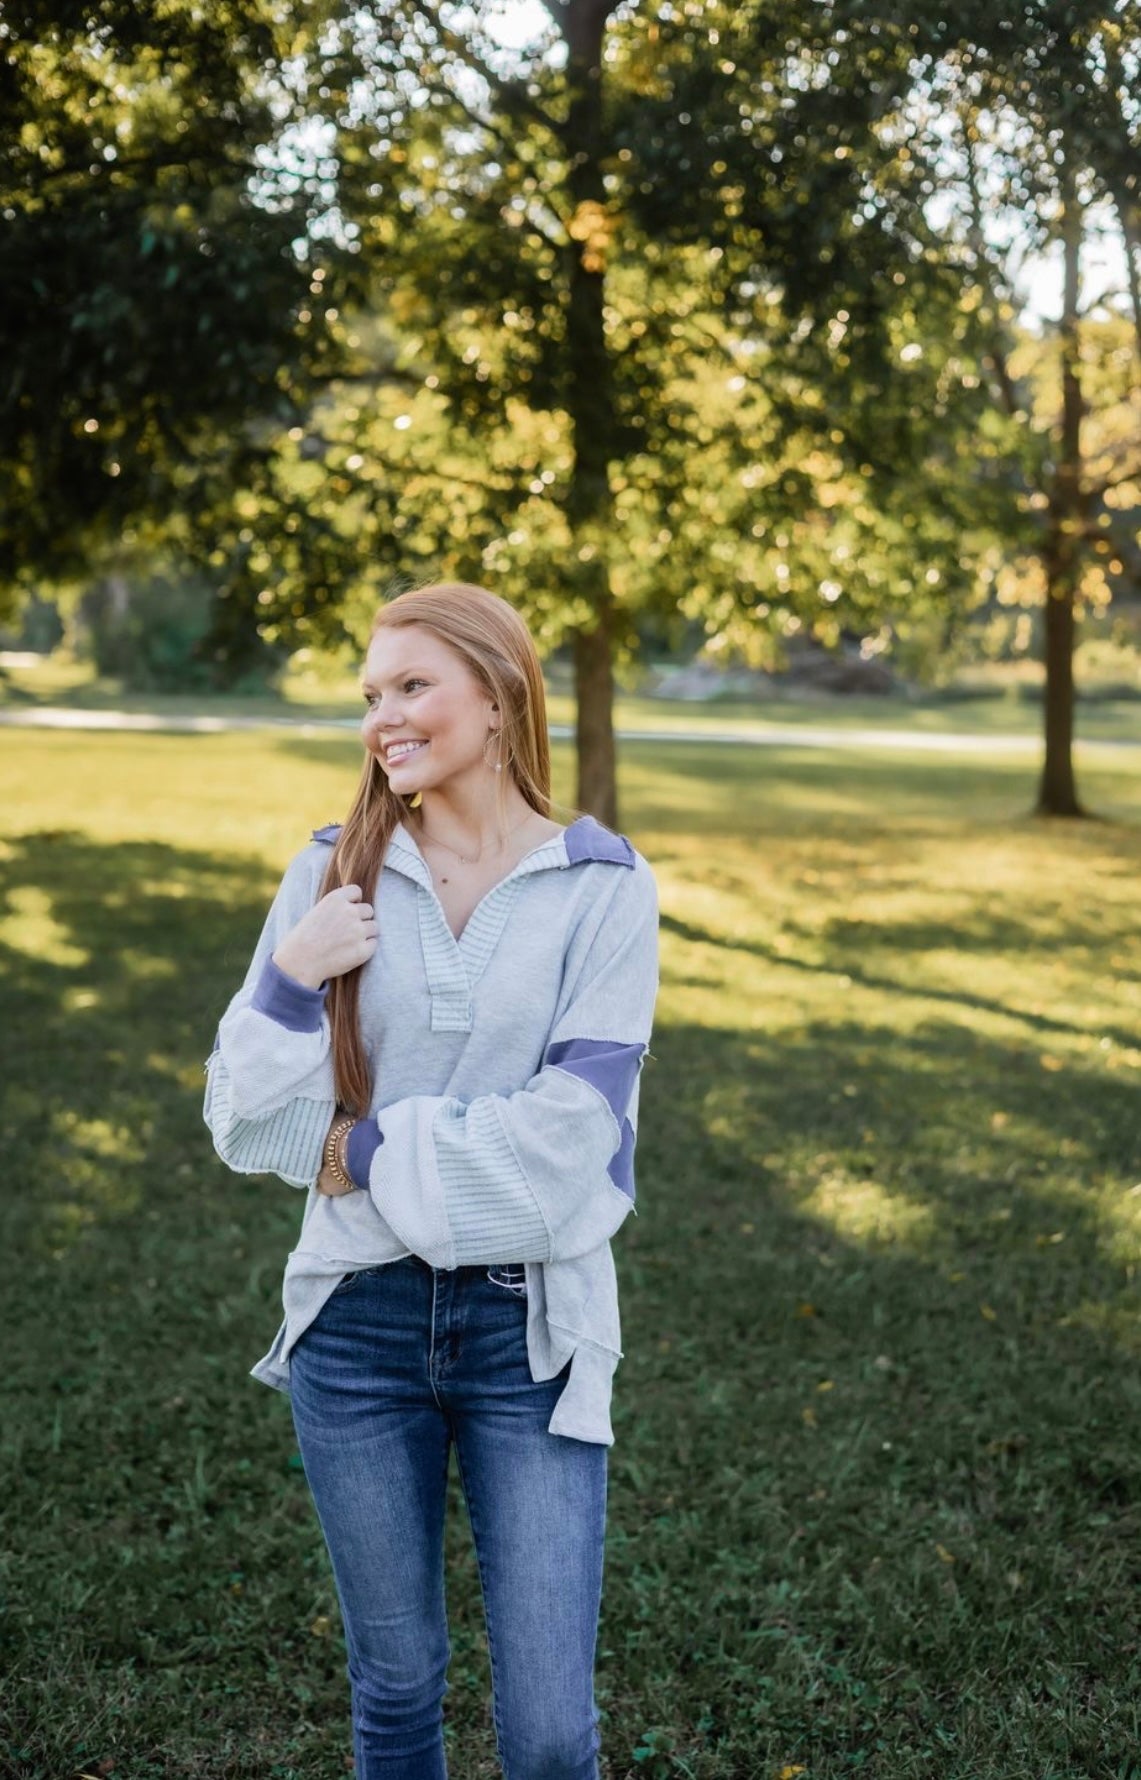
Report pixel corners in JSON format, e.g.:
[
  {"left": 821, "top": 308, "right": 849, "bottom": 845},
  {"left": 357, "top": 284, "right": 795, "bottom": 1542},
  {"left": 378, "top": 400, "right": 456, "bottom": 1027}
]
[{"left": 363, "top": 680, "right": 426, "bottom": 706}]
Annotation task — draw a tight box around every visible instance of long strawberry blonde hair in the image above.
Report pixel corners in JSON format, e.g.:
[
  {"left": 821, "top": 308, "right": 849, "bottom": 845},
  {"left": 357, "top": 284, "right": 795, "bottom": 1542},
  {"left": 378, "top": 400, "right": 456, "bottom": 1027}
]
[{"left": 319, "top": 581, "right": 556, "bottom": 1115}]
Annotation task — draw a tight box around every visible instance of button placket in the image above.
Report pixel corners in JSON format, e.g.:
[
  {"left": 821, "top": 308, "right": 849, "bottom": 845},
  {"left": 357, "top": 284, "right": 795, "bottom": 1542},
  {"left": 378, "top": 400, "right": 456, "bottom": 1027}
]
[
  {"left": 408, "top": 834, "right": 566, "bottom": 1034},
  {"left": 417, "top": 890, "right": 474, "bottom": 1032}
]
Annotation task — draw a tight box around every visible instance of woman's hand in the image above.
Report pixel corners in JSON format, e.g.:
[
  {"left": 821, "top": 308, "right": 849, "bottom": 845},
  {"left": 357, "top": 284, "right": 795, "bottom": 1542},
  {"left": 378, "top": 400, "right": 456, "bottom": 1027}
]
[{"left": 272, "top": 884, "right": 378, "bottom": 989}]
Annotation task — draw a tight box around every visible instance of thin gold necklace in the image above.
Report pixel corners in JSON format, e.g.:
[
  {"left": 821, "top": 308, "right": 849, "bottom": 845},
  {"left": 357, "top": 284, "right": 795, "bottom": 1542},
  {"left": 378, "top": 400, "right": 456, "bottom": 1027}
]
[{"left": 415, "top": 808, "right": 538, "bottom": 876}]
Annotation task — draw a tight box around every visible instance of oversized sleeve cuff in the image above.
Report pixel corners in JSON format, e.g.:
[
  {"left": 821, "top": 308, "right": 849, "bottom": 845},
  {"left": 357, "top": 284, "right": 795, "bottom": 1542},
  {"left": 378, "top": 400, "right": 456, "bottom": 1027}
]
[
  {"left": 250, "top": 955, "right": 328, "bottom": 1032},
  {"left": 346, "top": 1116, "right": 384, "bottom": 1190}
]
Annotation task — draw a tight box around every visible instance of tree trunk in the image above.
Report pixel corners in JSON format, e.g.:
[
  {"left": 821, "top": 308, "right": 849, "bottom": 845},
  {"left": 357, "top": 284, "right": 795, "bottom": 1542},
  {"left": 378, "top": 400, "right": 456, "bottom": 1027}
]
[
  {"left": 1036, "top": 158, "right": 1087, "bottom": 819},
  {"left": 1102, "top": 43, "right": 1141, "bottom": 366},
  {"left": 561, "top": 0, "right": 621, "bottom": 825},
  {"left": 1115, "top": 192, "right": 1141, "bottom": 368},
  {"left": 574, "top": 600, "right": 618, "bottom": 826},
  {"left": 1038, "top": 572, "right": 1081, "bottom": 816}
]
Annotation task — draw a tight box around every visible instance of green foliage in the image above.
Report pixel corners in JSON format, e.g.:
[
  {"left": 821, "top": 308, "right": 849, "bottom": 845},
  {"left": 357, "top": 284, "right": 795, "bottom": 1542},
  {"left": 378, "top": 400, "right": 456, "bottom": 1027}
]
[
  {"left": 195, "top": 0, "right": 976, "bottom": 672},
  {"left": 0, "top": 0, "right": 344, "bottom": 603},
  {"left": 3, "top": 0, "right": 1136, "bottom": 737},
  {"left": 2, "top": 728, "right": 1141, "bottom": 1773},
  {"left": 0, "top": 592, "right": 64, "bottom": 654},
  {"left": 78, "top": 571, "right": 208, "bottom": 691},
  {"left": 74, "top": 567, "right": 286, "bottom": 693}
]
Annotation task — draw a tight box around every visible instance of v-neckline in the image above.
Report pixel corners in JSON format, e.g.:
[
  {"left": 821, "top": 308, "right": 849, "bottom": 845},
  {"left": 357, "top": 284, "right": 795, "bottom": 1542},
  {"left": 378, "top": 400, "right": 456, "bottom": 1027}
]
[{"left": 397, "top": 819, "right": 569, "bottom": 947}]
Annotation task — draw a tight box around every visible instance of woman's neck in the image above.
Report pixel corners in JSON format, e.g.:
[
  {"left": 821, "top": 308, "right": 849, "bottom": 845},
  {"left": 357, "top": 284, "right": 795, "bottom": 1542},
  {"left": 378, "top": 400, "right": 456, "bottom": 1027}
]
[{"left": 408, "top": 788, "right": 542, "bottom": 859}]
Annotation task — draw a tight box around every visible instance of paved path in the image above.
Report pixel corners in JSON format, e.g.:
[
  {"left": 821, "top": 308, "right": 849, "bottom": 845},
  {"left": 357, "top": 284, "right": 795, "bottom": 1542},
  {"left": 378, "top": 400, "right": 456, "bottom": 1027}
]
[{"left": 0, "top": 704, "right": 1134, "bottom": 755}]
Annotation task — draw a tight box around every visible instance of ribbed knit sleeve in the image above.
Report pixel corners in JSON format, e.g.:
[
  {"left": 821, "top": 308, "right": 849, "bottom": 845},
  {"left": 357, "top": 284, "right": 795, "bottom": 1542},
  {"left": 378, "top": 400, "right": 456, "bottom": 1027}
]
[
  {"left": 351, "top": 854, "right": 659, "bottom": 1266},
  {"left": 203, "top": 849, "right": 336, "bottom": 1187},
  {"left": 202, "top": 1060, "right": 332, "bottom": 1188}
]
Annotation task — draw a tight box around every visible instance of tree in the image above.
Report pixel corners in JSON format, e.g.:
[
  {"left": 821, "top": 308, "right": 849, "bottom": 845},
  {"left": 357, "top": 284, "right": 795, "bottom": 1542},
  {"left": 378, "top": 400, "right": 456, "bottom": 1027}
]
[
  {"left": 914, "top": 5, "right": 1141, "bottom": 815},
  {"left": 306, "top": 0, "right": 674, "bottom": 823},
  {"left": 614, "top": 1, "right": 1016, "bottom": 666},
  {"left": 0, "top": 0, "right": 342, "bottom": 626},
  {"left": 292, "top": 0, "right": 987, "bottom": 821},
  {"left": 619, "top": 0, "right": 1140, "bottom": 815}
]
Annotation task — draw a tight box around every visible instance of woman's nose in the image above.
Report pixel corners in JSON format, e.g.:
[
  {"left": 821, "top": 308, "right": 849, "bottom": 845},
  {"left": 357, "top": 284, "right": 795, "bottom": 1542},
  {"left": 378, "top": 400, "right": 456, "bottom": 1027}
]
[{"left": 363, "top": 696, "right": 405, "bottom": 736}]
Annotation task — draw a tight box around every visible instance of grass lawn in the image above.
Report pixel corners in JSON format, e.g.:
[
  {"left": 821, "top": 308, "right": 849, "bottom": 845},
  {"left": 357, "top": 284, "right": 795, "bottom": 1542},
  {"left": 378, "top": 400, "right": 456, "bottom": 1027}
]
[{"left": 1, "top": 729, "right": 1140, "bottom": 1779}]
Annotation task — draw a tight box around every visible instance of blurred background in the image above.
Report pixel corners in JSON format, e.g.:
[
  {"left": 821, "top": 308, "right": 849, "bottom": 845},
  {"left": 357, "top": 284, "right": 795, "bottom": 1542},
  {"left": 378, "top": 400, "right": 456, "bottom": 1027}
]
[{"left": 1, "top": 3, "right": 1139, "bottom": 1777}]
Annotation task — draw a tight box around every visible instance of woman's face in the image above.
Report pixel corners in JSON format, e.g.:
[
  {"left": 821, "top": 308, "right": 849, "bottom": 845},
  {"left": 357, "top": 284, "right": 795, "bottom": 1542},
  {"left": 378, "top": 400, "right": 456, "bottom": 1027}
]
[{"left": 361, "top": 623, "right": 499, "bottom": 798}]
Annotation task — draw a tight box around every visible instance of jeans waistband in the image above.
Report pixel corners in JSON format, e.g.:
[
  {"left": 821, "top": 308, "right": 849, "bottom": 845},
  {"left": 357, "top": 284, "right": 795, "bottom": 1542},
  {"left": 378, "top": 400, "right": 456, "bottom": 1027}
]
[{"left": 405, "top": 1256, "right": 526, "bottom": 1279}]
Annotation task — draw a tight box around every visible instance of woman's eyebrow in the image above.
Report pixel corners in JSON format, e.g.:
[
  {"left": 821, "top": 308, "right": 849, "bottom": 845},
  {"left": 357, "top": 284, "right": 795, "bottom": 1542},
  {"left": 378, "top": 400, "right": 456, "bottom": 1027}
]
[{"left": 360, "top": 666, "right": 433, "bottom": 693}]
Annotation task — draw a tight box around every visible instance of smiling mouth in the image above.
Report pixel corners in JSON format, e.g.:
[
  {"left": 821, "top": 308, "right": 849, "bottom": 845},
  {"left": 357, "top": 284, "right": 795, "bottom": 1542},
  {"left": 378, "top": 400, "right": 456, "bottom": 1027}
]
[{"left": 385, "top": 740, "right": 429, "bottom": 764}]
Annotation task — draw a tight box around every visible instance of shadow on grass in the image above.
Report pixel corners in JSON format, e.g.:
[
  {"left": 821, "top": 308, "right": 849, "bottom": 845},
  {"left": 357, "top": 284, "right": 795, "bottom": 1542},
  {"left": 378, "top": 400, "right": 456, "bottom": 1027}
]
[
  {"left": 0, "top": 829, "right": 1139, "bottom": 1777},
  {"left": 622, "top": 1017, "right": 1141, "bottom": 1774},
  {"left": 660, "top": 910, "right": 1141, "bottom": 1053}
]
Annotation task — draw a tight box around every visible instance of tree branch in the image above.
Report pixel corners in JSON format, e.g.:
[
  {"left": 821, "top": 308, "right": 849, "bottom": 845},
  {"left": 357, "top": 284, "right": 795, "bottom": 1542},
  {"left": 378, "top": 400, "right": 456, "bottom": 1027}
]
[
  {"left": 307, "top": 364, "right": 424, "bottom": 392},
  {"left": 1111, "top": 192, "right": 1141, "bottom": 369},
  {"left": 509, "top": 203, "right": 568, "bottom": 256},
  {"left": 1095, "top": 41, "right": 1141, "bottom": 372},
  {"left": 984, "top": 342, "right": 1022, "bottom": 421},
  {"left": 420, "top": 462, "right": 536, "bottom": 498},
  {"left": 389, "top": 63, "right": 571, "bottom": 243},
  {"left": 2, "top": 145, "right": 261, "bottom": 201},
  {"left": 434, "top": 80, "right": 524, "bottom": 165},
  {"left": 411, "top": 63, "right": 555, "bottom": 187},
  {"left": 410, "top": 1, "right": 565, "bottom": 144},
  {"left": 957, "top": 102, "right": 1031, "bottom": 423}
]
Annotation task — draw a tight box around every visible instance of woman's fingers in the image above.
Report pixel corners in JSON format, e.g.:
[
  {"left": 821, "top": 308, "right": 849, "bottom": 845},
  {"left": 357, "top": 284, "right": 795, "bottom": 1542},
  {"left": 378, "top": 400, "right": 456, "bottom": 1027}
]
[
  {"left": 335, "top": 886, "right": 373, "bottom": 920},
  {"left": 276, "top": 883, "right": 379, "bottom": 984}
]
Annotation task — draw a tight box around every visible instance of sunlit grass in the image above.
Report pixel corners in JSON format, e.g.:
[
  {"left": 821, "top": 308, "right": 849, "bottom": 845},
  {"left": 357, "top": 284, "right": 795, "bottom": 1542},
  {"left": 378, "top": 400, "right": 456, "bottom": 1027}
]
[
  {"left": 2, "top": 727, "right": 1140, "bottom": 1777},
  {"left": 0, "top": 883, "right": 91, "bottom": 966}
]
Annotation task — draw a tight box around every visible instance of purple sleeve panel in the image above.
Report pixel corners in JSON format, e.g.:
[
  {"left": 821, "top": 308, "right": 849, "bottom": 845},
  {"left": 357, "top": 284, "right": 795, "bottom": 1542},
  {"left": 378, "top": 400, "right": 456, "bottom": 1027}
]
[
  {"left": 545, "top": 1038, "right": 646, "bottom": 1128},
  {"left": 250, "top": 955, "right": 328, "bottom": 1032},
  {"left": 545, "top": 1040, "right": 645, "bottom": 1205},
  {"left": 346, "top": 1117, "right": 384, "bottom": 1190},
  {"left": 607, "top": 1119, "right": 637, "bottom": 1202}
]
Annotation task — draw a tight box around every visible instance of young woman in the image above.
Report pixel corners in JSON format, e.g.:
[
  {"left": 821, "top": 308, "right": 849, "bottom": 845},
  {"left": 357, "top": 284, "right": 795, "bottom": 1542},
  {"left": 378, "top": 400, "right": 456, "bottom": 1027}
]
[{"left": 204, "top": 582, "right": 660, "bottom": 1780}]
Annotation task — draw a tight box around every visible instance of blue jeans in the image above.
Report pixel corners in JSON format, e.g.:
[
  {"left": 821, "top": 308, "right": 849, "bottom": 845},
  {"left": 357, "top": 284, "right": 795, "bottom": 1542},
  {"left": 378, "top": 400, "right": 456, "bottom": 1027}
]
[{"left": 288, "top": 1254, "right": 608, "bottom": 1780}]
